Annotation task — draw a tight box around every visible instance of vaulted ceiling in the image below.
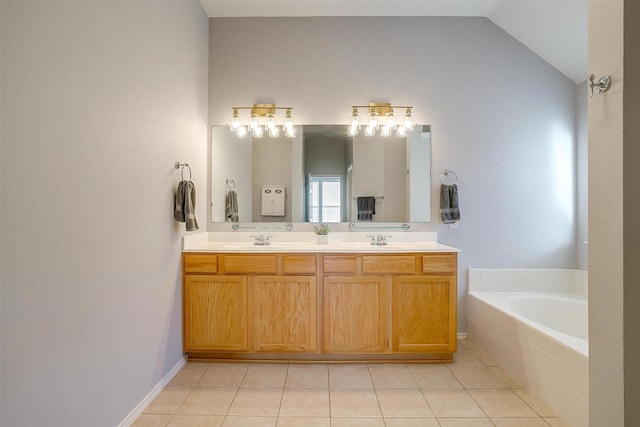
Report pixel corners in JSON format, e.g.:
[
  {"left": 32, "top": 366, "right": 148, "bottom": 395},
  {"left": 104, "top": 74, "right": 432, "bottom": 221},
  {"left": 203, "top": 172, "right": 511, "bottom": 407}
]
[{"left": 198, "top": 0, "right": 587, "bottom": 84}]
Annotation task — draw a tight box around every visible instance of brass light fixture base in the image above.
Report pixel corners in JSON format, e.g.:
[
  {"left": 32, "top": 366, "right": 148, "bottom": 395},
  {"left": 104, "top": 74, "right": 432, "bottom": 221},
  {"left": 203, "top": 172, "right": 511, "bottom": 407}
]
[
  {"left": 368, "top": 102, "right": 393, "bottom": 116},
  {"left": 251, "top": 103, "right": 276, "bottom": 116}
]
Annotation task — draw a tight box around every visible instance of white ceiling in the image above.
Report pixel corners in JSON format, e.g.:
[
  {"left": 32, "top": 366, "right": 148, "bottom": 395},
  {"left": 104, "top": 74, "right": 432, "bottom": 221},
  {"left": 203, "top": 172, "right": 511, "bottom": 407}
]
[{"left": 198, "top": 0, "right": 587, "bottom": 83}]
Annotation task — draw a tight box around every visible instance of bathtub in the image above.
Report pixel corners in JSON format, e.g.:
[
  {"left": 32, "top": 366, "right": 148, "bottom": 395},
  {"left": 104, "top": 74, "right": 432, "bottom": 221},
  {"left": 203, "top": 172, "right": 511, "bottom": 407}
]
[{"left": 467, "top": 269, "right": 588, "bottom": 427}]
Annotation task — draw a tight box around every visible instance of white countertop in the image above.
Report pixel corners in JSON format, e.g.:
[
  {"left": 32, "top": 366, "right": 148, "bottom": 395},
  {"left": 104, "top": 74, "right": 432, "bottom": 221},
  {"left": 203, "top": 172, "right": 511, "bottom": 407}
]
[{"left": 183, "top": 231, "right": 460, "bottom": 253}]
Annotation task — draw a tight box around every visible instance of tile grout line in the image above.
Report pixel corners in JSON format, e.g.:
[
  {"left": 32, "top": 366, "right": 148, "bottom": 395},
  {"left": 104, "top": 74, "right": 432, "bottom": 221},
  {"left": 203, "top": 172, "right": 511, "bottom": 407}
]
[
  {"left": 274, "top": 363, "right": 290, "bottom": 423},
  {"left": 222, "top": 362, "right": 251, "bottom": 424},
  {"left": 406, "top": 362, "right": 438, "bottom": 420}
]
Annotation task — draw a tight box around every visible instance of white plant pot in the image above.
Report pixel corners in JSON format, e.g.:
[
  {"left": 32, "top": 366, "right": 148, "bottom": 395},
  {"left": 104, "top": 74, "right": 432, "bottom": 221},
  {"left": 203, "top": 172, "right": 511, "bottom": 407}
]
[{"left": 316, "top": 235, "right": 329, "bottom": 245}]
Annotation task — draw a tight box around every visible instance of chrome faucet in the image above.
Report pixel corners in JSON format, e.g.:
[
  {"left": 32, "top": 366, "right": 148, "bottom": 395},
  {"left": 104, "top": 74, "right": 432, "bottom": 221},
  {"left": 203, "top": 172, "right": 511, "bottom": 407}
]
[
  {"left": 251, "top": 235, "right": 272, "bottom": 246},
  {"left": 367, "top": 234, "right": 390, "bottom": 246}
]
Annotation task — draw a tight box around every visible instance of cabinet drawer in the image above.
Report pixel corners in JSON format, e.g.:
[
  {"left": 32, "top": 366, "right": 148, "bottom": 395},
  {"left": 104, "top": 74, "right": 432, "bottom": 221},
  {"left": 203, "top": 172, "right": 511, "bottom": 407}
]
[
  {"left": 422, "top": 254, "right": 456, "bottom": 274},
  {"left": 283, "top": 255, "right": 317, "bottom": 274},
  {"left": 184, "top": 254, "right": 218, "bottom": 274},
  {"left": 223, "top": 255, "right": 277, "bottom": 274},
  {"left": 323, "top": 256, "right": 357, "bottom": 274},
  {"left": 362, "top": 256, "right": 416, "bottom": 274}
]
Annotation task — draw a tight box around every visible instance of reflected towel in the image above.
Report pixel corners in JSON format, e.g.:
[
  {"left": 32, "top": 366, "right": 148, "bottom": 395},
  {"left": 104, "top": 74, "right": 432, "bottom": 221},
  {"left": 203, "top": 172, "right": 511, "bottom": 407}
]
[
  {"left": 225, "top": 190, "right": 239, "bottom": 223},
  {"left": 440, "top": 184, "right": 460, "bottom": 224},
  {"left": 357, "top": 196, "right": 376, "bottom": 221},
  {"left": 175, "top": 180, "right": 199, "bottom": 231}
]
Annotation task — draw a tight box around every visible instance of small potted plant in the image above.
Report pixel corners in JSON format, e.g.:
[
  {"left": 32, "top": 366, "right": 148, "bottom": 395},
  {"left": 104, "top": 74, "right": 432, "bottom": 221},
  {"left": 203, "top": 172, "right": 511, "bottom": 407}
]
[{"left": 314, "top": 223, "right": 330, "bottom": 244}]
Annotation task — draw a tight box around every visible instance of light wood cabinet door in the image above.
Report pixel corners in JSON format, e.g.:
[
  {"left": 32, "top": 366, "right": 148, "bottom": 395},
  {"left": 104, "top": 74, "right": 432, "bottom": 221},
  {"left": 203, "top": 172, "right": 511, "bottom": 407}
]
[
  {"left": 323, "top": 276, "right": 389, "bottom": 353},
  {"left": 184, "top": 275, "right": 248, "bottom": 352},
  {"left": 253, "top": 276, "right": 317, "bottom": 352},
  {"left": 392, "top": 276, "right": 457, "bottom": 352}
]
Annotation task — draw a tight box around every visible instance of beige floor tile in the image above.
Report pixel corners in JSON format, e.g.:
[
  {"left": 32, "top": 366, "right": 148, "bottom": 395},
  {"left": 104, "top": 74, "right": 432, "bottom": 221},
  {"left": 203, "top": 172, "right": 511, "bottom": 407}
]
[
  {"left": 460, "top": 339, "right": 481, "bottom": 350},
  {"left": 228, "top": 388, "right": 283, "bottom": 416},
  {"left": 375, "top": 388, "right": 434, "bottom": 417},
  {"left": 329, "top": 389, "right": 382, "bottom": 417},
  {"left": 329, "top": 365, "right": 373, "bottom": 389},
  {"left": 241, "top": 364, "right": 288, "bottom": 388},
  {"left": 451, "top": 351, "right": 484, "bottom": 367},
  {"left": 198, "top": 363, "right": 249, "bottom": 388},
  {"left": 383, "top": 418, "right": 440, "bottom": 427},
  {"left": 144, "top": 386, "right": 193, "bottom": 415},
  {"left": 449, "top": 366, "right": 507, "bottom": 388},
  {"left": 436, "top": 418, "right": 494, "bottom": 427},
  {"left": 544, "top": 417, "right": 569, "bottom": 426},
  {"left": 470, "top": 348, "right": 499, "bottom": 366},
  {"left": 468, "top": 389, "right": 538, "bottom": 418},
  {"left": 422, "top": 389, "right": 485, "bottom": 417},
  {"left": 457, "top": 340, "right": 469, "bottom": 350},
  {"left": 167, "top": 414, "right": 224, "bottom": 426},
  {"left": 221, "top": 416, "right": 277, "bottom": 427},
  {"left": 367, "top": 364, "right": 417, "bottom": 389},
  {"left": 276, "top": 417, "right": 330, "bottom": 427},
  {"left": 491, "top": 418, "right": 549, "bottom": 427},
  {"left": 489, "top": 367, "right": 523, "bottom": 389},
  {"left": 512, "top": 388, "right": 556, "bottom": 417},
  {"left": 279, "top": 388, "right": 330, "bottom": 417},
  {"left": 409, "top": 365, "right": 463, "bottom": 389},
  {"left": 177, "top": 388, "right": 237, "bottom": 416},
  {"left": 131, "top": 414, "right": 173, "bottom": 427},
  {"left": 329, "top": 418, "right": 385, "bottom": 427},
  {"left": 285, "top": 364, "right": 328, "bottom": 389},
  {"left": 170, "top": 364, "right": 210, "bottom": 387}
]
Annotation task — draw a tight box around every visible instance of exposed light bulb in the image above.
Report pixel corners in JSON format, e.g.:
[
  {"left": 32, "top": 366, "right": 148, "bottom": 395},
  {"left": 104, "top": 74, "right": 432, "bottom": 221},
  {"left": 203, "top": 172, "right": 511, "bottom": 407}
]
[
  {"left": 285, "top": 126, "right": 296, "bottom": 138},
  {"left": 236, "top": 125, "right": 248, "bottom": 138},
  {"left": 368, "top": 111, "right": 379, "bottom": 129},
  {"left": 381, "top": 125, "right": 391, "bottom": 137},
  {"left": 386, "top": 111, "right": 396, "bottom": 129},
  {"left": 350, "top": 107, "right": 360, "bottom": 129},
  {"left": 266, "top": 114, "right": 276, "bottom": 132},
  {"left": 365, "top": 125, "right": 375, "bottom": 137},
  {"left": 253, "top": 125, "right": 264, "bottom": 138},
  {"left": 347, "top": 124, "right": 358, "bottom": 137},
  {"left": 230, "top": 108, "right": 241, "bottom": 131},
  {"left": 403, "top": 108, "right": 414, "bottom": 130},
  {"left": 284, "top": 108, "right": 294, "bottom": 132},
  {"left": 396, "top": 125, "right": 407, "bottom": 137},
  {"left": 269, "top": 125, "right": 280, "bottom": 138},
  {"left": 249, "top": 113, "right": 259, "bottom": 130}
]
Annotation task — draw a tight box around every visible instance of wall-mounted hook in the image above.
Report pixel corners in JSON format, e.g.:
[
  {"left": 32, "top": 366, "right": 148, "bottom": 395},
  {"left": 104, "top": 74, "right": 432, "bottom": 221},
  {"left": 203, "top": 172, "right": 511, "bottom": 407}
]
[{"left": 588, "top": 74, "right": 612, "bottom": 97}]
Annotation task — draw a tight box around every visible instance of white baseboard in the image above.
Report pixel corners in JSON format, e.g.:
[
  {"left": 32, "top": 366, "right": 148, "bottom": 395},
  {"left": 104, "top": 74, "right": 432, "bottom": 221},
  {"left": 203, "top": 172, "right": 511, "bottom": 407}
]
[
  {"left": 118, "top": 355, "right": 188, "bottom": 427},
  {"left": 457, "top": 333, "right": 468, "bottom": 340}
]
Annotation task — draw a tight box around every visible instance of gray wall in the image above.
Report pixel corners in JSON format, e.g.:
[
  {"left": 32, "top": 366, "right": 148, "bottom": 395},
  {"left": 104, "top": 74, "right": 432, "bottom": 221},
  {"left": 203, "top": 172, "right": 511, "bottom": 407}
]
[
  {"left": 252, "top": 137, "right": 293, "bottom": 221},
  {"left": 208, "top": 16, "right": 580, "bottom": 332},
  {"left": 0, "top": 1, "right": 209, "bottom": 425}
]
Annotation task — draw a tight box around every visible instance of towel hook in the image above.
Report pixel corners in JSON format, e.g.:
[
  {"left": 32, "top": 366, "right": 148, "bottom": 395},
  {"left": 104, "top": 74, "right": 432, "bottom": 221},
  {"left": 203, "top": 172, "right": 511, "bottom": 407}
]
[{"left": 175, "top": 161, "right": 192, "bottom": 181}]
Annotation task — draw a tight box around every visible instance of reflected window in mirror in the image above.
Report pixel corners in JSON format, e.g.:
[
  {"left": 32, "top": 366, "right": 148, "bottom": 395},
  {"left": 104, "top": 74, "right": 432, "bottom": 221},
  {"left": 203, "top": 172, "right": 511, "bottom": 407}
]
[{"left": 308, "top": 175, "right": 342, "bottom": 223}]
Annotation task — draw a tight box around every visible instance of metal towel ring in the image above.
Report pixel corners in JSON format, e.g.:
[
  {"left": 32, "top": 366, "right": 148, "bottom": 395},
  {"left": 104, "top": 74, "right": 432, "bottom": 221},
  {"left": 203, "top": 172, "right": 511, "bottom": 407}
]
[
  {"left": 175, "top": 161, "right": 192, "bottom": 181},
  {"left": 440, "top": 169, "right": 458, "bottom": 185}
]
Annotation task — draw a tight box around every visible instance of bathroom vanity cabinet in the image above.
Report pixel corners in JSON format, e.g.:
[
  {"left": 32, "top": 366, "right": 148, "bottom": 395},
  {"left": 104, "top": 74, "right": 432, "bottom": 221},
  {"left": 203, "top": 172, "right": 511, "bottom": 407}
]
[{"left": 182, "top": 251, "right": 457, "bottom": 361}]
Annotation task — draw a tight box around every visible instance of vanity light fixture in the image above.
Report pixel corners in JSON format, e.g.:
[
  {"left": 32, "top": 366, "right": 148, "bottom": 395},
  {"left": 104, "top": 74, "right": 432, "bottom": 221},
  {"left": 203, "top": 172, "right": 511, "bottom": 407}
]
[
  {"left": 230, "top": 103, "right": 296, "bottom": 138},
  {"left": 348, "top": 103, "right": 414, "bottom": 137}
]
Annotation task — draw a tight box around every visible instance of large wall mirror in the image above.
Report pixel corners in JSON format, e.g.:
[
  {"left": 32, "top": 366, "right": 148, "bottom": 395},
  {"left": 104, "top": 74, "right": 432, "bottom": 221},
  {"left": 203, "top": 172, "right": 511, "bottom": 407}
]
[{"left": 211, "top": 124, "right": 431, "bottom": 224}]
